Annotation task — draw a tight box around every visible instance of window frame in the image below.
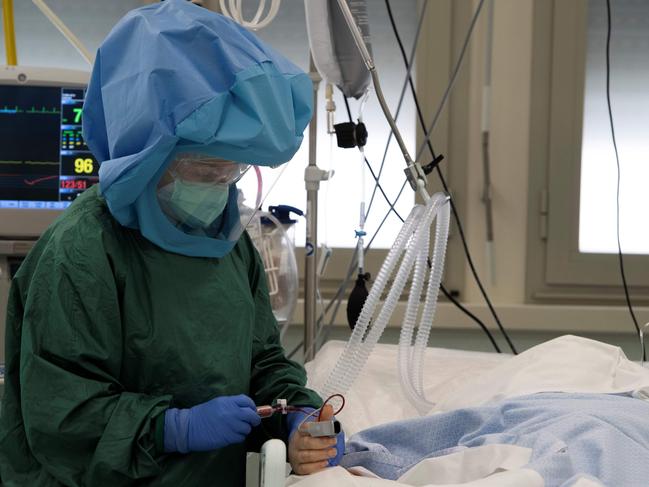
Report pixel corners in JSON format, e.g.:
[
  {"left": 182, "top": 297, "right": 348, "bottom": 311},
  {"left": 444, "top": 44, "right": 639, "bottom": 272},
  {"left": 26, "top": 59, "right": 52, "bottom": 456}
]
[{"left": 526, "top": 0, "right": 649, "bottom": 304}]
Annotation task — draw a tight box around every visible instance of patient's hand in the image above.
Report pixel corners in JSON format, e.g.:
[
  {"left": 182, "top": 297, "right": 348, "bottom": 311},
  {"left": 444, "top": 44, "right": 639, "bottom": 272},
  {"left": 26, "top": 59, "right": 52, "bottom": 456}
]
[{"left": 288, "top": 405, "right": 339, "bottom": 475}]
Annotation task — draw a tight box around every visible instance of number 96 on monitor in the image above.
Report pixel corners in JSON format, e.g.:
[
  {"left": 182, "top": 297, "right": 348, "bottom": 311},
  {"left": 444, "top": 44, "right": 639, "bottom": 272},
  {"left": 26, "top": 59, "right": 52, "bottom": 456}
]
[{"left": 61, "top": 155, "right": 99, "bottom": 177}]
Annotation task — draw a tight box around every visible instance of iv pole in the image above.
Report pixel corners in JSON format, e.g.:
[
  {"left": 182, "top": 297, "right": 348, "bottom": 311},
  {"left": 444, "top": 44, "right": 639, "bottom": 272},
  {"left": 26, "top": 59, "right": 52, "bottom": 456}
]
[
  {"left": 304, "top": 56, "right": 330, "bottom": 361},
  {"left": 303, "top": 1, "right": 429, "bottom": 360}
]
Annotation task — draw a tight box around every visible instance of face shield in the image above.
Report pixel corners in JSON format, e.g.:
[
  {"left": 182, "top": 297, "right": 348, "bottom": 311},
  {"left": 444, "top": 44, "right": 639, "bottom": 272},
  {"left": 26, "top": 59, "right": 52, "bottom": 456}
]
[
  {"left": 157, "top": 152, "right": 290, "bottom": 250},
  {"left": 169, "top": 154, "right": 251, "bottom": 185},
  {"left": 158, "top": 153, "right": 250, "bottom": 230}
]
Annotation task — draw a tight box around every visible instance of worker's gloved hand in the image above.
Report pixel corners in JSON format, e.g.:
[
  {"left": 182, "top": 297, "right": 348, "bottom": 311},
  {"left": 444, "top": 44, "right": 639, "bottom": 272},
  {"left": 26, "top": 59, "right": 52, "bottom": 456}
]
[
  {"left": 164, "top": 394, "right": 261, "bottom": 453},
  {"left": 287, "top": 405, "right": 345, "bottom": 475}
]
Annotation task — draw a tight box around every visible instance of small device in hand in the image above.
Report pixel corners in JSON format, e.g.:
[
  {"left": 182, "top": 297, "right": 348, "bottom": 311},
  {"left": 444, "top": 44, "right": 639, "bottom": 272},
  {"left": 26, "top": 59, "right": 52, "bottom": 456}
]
[{"left": 305, "top": 420, "right": 341, "bottom": 437}]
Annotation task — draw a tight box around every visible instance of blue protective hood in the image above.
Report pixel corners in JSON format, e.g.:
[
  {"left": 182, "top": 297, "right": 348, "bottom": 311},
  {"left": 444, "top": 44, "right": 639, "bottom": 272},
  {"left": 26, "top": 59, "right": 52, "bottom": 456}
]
[{"left": 83, "top": 0, "right": 312, "bottom": 258}]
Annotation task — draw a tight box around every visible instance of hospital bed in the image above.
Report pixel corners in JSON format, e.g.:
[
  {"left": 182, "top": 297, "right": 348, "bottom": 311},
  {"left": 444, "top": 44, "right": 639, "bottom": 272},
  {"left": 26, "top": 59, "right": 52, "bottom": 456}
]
[
  {"left": 250, "top": 341, "right": 510, "bottom": 486},
  {"left": 255, "top": 335, "right": 649, "bottom": 486}
]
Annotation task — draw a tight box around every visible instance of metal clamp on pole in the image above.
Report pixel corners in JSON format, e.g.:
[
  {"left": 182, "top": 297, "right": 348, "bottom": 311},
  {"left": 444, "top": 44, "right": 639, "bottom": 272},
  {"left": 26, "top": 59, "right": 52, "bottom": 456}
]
[
  {"left": 304, "top": 166, "right": 333, "bottom": 191},
  {"left": 404, "top": 162, "right": 427, "bottom": 192}
]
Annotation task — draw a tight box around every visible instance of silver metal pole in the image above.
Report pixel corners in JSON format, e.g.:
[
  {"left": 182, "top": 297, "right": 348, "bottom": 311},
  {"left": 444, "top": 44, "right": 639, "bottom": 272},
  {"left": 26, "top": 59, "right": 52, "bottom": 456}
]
[{"left": 304, "top": 57, "right": 322, "bottom": 362}]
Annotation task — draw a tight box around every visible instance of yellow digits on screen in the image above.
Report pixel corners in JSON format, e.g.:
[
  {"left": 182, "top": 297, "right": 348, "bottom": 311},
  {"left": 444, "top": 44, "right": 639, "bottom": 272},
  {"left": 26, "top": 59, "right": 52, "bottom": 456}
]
[{"left": 74, "top": 158, "right": 94, "bottom": 174}]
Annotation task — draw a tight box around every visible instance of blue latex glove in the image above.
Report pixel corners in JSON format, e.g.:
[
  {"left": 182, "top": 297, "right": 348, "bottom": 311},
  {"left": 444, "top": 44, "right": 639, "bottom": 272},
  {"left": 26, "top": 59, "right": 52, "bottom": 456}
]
[
  {"left": 286, "top": 407, "right": 345, "bottom": 466},
  {"left": 164, "top": 394, "right": 261, "bottom": 453}
]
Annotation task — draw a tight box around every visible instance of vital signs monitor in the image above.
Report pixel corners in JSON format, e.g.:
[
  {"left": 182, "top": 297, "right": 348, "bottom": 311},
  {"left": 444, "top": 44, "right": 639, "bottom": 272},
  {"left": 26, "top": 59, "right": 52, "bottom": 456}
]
[
  {"left": 0, "top": 66, "right": 91, "bottom": 364},
  {"left": 0, "top": 66, "right": 91, "bottom": 239}
]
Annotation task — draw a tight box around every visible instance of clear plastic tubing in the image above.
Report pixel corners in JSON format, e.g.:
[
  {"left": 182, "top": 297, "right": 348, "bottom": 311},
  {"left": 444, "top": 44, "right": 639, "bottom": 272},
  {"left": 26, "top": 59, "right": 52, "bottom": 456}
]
[
  {"left": 321, "top": 193, "right": 450, "bottom": 404},
  {"left": 399, "top": 198, "right": 450, "bottom": 414}
]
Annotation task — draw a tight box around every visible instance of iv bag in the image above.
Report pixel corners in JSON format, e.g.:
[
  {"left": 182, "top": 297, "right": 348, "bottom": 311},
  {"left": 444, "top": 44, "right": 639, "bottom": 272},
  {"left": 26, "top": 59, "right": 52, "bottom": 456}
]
[{"left": 304, "top": 0, "right": 372, "bottom": 99}]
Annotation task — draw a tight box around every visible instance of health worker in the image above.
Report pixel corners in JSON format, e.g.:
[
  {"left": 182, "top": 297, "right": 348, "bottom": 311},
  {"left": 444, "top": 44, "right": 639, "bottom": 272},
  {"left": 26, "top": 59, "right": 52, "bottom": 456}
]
[{"left": 0, "top": 0, "right": 343, "bottom": 485}]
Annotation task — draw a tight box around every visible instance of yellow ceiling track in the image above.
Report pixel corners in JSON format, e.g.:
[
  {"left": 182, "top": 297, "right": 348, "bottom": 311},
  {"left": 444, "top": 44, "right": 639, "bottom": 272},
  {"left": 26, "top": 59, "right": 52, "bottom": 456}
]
[{"left": 2, "top": 0, "right": 18, "bottom": 66}]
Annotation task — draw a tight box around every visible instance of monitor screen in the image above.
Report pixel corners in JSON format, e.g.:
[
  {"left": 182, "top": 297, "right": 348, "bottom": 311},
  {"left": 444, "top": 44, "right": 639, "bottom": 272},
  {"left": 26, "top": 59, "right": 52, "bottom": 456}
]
[{"left": 0, "top": 85, "right": 98, "bottom": 210}]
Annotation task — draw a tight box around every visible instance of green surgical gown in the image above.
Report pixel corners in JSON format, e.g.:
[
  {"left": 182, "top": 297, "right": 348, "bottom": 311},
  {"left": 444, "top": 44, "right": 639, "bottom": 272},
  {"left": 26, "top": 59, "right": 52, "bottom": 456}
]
[{"left": 0, "top": 186, "right": 321, "bottom": 486}]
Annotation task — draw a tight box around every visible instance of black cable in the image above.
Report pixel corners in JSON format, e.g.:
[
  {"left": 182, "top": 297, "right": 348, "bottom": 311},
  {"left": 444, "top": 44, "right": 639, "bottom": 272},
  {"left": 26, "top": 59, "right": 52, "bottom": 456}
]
[
  {"left": 365, "top": 0, "right": 431, "bottom": 219},
  {"left": 363, "top": 155, "right": 401, "bottom": 218},
  {"left": 384, "top": 0, "right": 517, "bottom": 354},
  {"left": 383, "top": 0, "right": 436, "bottom": 162},
  {"left": 415, "top": 0, "right": 486, "bottom": 160},
  {"left": 440, "top": 284, "right": 501, "bottom": 353},
  {"left": 343, "top": 95, "right": 353, "bottom": 123},
  {"left": 366, "top": 178, "right": 408, "bottom": 250},
  {"left": 440, "top": 190, "right": 518, "bottom": 355},
  {"left": 605, "top": 0, "right": 643, "bottom": 359}
]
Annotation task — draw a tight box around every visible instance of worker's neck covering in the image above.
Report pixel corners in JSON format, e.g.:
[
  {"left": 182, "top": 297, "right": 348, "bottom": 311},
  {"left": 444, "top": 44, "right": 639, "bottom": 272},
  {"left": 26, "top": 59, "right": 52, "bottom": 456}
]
[{"left": 83, "top": 0, "right": 312, "bottom": 258}]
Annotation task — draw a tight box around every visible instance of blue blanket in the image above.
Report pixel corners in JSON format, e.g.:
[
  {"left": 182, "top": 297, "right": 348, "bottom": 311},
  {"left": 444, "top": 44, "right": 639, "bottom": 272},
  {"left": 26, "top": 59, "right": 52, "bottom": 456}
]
[{"left": 340, "top": 393, "right": 649, "bottom": 486}]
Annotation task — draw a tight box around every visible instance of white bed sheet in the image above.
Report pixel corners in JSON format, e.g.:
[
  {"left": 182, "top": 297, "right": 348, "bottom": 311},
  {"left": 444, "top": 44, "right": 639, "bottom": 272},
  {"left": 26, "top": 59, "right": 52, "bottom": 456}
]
[
  {"left": 305, "top": 335, "right": 649, "bottom": 435},
  {"left": 287, "top": 465, "right": 545, "bottom": 487},
  {"left": 296, "top": 336, "right": 649, "bottom": 487},
  {"left": 304, "top": 341, "right": 509, "bottom": 436}
]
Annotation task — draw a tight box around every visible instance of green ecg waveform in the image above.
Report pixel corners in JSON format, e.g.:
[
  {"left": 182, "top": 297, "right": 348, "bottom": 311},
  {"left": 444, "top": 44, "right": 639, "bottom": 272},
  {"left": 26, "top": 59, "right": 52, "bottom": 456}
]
[{"left": 0, "top": 106, "right": 60, "bottom": 114}]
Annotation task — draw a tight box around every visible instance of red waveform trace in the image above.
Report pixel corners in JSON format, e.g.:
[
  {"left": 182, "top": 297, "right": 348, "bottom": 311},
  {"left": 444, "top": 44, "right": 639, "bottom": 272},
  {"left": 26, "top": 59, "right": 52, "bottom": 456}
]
[{"left": 23, "top": 175, "right": 59, "bottom": 186}]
